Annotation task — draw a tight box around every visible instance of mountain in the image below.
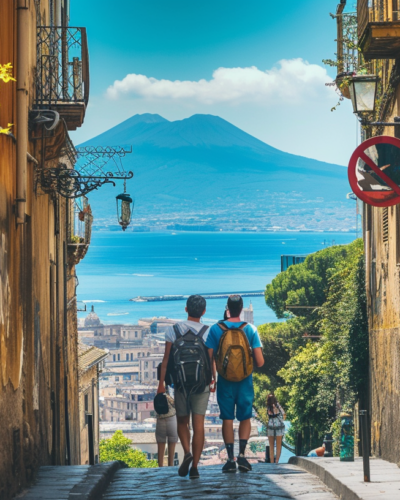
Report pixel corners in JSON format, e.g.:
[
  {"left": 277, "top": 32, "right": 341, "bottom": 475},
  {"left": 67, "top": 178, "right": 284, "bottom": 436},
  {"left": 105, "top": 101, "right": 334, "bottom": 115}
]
[{"left": 79, "top": 114, "right": 354, "bottom": 232}]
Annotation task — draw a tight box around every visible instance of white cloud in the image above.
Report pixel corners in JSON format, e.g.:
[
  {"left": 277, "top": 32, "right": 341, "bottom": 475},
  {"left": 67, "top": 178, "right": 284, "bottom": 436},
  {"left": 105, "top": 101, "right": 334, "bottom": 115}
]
[{"left": 106, "top": 58, "right": 332, "bottom": 105}]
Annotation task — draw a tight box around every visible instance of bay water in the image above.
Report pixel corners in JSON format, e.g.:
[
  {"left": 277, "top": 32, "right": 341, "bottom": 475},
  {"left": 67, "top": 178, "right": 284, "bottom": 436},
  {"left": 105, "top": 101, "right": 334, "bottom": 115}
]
[{"left": 77, "top": 231, "right": 356, "bottom": 326}]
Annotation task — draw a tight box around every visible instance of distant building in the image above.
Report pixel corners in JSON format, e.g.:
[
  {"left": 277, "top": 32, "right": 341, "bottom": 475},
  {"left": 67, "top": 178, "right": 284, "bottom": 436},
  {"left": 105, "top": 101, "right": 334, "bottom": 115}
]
[
  {"left": 281, "top": 254, "right": 307, "bottom": 272},
  {"left": 84, "top": 305, "right": 102, "bottom": 327},
  {"left": 241, "top": 302, "right": 254, "bottom": 324},
  {"left": 78, "top": 342, "right": 108, "bottom": 465}
]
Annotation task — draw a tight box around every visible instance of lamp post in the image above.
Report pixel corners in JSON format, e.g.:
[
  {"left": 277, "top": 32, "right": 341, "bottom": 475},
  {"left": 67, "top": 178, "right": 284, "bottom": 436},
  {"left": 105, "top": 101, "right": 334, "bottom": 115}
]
[
  {"left": 116, "top": 180, "right": 133, "bottom": 231},
  {"left": 348, "top": 74, "right": 400, "bottom": 126}
]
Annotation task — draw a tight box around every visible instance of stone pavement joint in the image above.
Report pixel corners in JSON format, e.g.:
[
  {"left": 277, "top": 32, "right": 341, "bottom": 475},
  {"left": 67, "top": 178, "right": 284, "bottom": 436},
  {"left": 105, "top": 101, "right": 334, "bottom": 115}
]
[
  {"left": 289, "top": 456, "right": 400, "bottom": 500},
  {"left": 102, "top": 463, "right": 338, "bottom": 500},
  {"left": 14, "top": 461, "right": 127, "bottom": 500}
]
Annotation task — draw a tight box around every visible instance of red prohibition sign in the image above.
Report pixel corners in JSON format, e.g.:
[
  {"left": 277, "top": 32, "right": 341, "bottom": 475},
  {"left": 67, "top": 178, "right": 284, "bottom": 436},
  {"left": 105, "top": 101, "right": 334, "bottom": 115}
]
[{"left": 348, "top": 135, "right": 400, "bottom": 207}]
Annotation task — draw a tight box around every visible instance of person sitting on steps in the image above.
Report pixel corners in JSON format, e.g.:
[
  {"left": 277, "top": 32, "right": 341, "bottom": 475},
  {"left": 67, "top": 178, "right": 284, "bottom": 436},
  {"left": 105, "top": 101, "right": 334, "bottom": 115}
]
[
  {"left": 206, "top": 295, "right": 264, "bottom": 473},
  {"left": 157, "top": 295, "right": 215, "bottom": 480}
]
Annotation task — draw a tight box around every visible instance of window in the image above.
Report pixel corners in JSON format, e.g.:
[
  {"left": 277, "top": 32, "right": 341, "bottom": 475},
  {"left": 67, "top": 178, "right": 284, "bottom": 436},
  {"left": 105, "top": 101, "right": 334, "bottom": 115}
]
[
  {"left": 115, "top": 377, "right": 119, "bottom": 382},
  {"left": 118, "top": 354, "right": 120, "bottom": 361},
  {"left": 130, "top": 353, "right": 133, "bottom": 361},
  {"left": 153, "top": 372, "right": 156, "bottom": 379},
  {"left": 147, "top": 352, "right": 150, "bottom": 357},
  {"left": 144, "top": 361, "right": 148, "bottom": 369},
  {"left": 126, "top": 354, "right": 129, "bottom": 361},
  {"left": 153, "top": 361, "right": 156, "bottom": 368},
  {"left": 113, "top": 354, "right": 116, "bottom": 362},
  {"left": 127, "top": 403, "right": 130, "bottom": 410},
  {"left": 84, "top": 394, "right": 89, "bottom": 413},
  {"left": 135, "top": 331, "right": 138, "bottom": 338},
  {"left": 144, "top": 372, "right": 149, "bottom": 379},
  {"left": 123, "top": 375, "right": 131, "bottom": 380},
  {"left": 111, "top": 401, "right": 114, "bottom": 408},
  {"left": 138, "top": 352, "right": 141, "bottom": 357}
]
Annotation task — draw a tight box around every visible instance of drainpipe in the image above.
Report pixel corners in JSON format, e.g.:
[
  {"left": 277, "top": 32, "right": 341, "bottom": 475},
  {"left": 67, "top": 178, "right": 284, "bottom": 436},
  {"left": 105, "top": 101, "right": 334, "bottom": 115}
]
[
  {"left": 16, "top": 0, "right": 29, "bottom": 225},
  {"left": 55, "top": 0, "right": 62, "bottom": 27}
]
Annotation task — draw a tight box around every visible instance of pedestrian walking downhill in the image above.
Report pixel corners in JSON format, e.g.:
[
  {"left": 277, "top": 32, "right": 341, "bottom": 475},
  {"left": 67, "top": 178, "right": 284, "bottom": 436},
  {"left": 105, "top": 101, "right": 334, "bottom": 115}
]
[
  {"left": 157, "top": 295, "right": 215, "bottom": 479},
  {"left": 206, "top": 294, "right": 264, "bottom": 473}
]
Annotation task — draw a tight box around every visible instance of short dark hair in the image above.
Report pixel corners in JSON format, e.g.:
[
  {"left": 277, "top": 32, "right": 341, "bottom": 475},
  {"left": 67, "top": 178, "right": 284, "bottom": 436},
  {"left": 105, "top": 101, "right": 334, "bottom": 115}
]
[
  {"left": 227, "top": 294, "right": 243, "bottom": 317},
  {"left": 186, "top": 295, "right": 206, "bottom": 318}
]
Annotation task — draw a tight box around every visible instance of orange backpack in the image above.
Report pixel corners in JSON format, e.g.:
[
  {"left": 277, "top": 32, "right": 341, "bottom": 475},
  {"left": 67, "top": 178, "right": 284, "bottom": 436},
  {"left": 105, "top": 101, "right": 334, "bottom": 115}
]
[{"left": 215, "top": 322, "right": 253, "bottom": 382}]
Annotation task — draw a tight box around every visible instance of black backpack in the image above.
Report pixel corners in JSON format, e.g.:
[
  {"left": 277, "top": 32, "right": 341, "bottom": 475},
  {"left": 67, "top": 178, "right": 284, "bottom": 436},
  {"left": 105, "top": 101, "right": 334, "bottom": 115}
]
[
  {"left": 154, "top": 393, "right": 169, "bottom": 415},
  {"left": 166, "top": 324, "right": 212, "bottom": 398}
]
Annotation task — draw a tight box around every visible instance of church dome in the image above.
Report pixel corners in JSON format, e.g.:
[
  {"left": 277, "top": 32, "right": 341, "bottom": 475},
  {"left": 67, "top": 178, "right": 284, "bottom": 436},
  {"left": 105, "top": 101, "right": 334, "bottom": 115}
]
[{"left": 84, "top": 305, "right": 102, "bottom": 327}]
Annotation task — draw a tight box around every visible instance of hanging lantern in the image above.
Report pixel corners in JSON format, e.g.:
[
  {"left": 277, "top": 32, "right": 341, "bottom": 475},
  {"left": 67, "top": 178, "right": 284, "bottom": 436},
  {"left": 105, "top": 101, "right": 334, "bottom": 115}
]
[
  {"left": 116, "top": 181, "right": 133, "bottom": 231},
  {"left": 348, "top": 74, "right": 379, "bottom": 116}
]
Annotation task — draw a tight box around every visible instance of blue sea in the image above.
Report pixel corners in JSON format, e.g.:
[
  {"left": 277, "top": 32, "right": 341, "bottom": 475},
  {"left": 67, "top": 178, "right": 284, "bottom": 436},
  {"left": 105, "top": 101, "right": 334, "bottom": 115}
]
[{"left": 76, "top": 231, "right": 356, "bottom": 326}]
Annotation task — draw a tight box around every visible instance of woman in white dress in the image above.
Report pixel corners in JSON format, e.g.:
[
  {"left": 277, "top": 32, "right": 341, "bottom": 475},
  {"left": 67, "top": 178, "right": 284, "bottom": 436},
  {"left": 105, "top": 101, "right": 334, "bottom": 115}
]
[{"left": 267, "top": 393, "right": 286, "bottom": 464}]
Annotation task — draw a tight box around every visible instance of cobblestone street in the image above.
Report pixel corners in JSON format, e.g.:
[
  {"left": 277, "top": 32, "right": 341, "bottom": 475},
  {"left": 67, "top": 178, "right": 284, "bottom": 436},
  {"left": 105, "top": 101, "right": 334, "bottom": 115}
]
[{"left": 103, "top": 463, "right": 338, "bottom": 500}]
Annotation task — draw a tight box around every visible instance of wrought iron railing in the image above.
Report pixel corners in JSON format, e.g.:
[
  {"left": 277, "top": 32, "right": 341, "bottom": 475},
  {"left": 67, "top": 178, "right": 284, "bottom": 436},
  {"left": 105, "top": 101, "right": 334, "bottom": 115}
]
[
  {"left": 337, "top": 11, "right": 358, "bottom": 73},
  {"left": 358, "top": 0, "right": 400, "bottom": 39},
  {"left": 35, "top": 26, "right": 89, "bottom": 108}
]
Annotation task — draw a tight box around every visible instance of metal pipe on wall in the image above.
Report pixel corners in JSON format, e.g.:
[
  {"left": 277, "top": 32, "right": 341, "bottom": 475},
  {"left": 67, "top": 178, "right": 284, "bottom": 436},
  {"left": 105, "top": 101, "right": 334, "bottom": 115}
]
[
  {"left": 16, "top": 0, "right": 29, "bottom": 225},
  {"left": 55, "top": 0, "right": 62, "bottom": 26}
]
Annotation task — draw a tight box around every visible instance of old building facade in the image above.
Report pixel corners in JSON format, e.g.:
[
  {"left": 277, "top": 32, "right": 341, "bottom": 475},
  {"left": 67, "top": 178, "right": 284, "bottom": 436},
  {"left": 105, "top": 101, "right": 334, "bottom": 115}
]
[
  {"left": 337, "top": 0, "right": 400, "bottom": 464},
  {"left": 0, "top": 1, "right": 91, "bottom": 497}
]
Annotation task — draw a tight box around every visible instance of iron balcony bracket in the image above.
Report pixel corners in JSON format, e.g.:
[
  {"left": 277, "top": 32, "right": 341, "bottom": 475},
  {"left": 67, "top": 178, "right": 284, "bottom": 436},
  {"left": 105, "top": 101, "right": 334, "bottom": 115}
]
[
  {"left": 360, "top": 116, "right": 400, "bottom": 126},
  {"left": 40, "top": 167, "right": 134, "bottom": 199}
]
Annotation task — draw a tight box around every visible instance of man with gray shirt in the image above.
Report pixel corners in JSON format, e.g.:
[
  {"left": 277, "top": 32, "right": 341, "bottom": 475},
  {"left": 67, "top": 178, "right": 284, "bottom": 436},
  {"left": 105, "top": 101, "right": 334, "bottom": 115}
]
[{"left": 157, "top": 295, "right": 215, "bottom": 479}]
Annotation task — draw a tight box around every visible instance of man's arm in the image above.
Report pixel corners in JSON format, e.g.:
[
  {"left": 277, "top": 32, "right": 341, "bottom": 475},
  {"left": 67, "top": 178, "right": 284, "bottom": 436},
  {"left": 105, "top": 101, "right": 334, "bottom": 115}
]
[
  {"left": 208, "top": 348, "right": 216, "bottom": 381},
  {"left": 157, "top": 341, "right": 172, "bottom": 394},
  {"left": 253, "top": 347, "right": 264, "bottom": 367}
]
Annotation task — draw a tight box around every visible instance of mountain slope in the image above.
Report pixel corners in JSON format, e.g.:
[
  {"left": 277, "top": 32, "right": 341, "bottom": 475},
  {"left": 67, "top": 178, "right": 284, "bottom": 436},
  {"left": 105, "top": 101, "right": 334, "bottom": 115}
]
[{"left": 79, "top": 114, "right": 353, "bottom": 232}]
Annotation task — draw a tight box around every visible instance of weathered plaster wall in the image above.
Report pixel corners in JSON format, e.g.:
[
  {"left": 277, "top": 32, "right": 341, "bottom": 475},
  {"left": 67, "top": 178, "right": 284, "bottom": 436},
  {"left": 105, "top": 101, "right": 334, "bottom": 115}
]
[{"left": 0, "top": 1, "right": 82, "bottom": 498}]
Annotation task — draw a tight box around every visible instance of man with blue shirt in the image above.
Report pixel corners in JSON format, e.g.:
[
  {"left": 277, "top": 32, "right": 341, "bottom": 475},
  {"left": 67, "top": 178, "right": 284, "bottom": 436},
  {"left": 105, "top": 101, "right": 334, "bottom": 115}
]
[{"left": 206, "top": 295, "right": 264, "bottom": 473}]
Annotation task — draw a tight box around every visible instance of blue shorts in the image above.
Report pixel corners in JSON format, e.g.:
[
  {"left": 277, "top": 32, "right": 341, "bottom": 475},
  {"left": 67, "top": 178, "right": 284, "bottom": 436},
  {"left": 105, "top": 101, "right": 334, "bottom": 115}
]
[{"left": 216, "top": 375, "right": 254, "bottom": 421}]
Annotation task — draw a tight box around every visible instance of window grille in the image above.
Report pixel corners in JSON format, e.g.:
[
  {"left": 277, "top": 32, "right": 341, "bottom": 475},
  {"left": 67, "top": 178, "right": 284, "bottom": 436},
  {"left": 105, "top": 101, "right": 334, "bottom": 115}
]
[{"left": 382, "top": 207, "right": 389, "bottom": 243}]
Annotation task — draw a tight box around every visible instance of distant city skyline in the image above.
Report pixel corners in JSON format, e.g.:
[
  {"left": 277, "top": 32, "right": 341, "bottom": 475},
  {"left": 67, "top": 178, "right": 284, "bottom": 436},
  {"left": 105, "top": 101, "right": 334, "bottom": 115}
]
[{"left": 70, "top": 0, "right": 358, "bottom": 166}]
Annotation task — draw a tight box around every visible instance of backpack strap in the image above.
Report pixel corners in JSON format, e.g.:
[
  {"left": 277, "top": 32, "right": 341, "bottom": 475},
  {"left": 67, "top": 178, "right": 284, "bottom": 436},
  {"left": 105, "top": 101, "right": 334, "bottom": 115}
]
[
  {"left": 218, "top": 321, "right": 228, "bottom": 332},
  {"left": 173, "top": 324, "right": 182, "bottom": 340},
  {"left": 238, "top": 322, "right": 247, "bottom": 329},
  {"left": 198, "top": 325, "right": 209, "bottom": 340}
]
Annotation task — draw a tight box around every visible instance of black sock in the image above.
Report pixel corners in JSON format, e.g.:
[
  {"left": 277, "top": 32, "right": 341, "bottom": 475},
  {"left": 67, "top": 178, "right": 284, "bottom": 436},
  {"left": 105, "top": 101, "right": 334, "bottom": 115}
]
[
  {"left": 239, "top": 439, "right": 247, "bottom": 456},
  {"left": 226, "top": 443, "right": 234, "bottom": 461}
]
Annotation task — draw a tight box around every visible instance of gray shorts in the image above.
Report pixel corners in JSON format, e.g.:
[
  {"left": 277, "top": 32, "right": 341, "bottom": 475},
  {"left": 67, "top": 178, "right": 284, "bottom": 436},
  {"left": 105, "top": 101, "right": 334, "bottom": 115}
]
[
  {"left": 174, "top": 387, "right": 210, "bottom": 417},
  {"left": 156, "top": 415, "right": 179, "bottom": 443},
  {"left": 267, "top": 427, "right": 285, "bottom": 437}
]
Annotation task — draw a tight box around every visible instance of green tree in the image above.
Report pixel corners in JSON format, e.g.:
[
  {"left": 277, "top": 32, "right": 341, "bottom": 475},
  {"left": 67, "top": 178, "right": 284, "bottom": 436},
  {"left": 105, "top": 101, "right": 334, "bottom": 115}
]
[
  {"left": 99, "top": 430, "right": 157, "bottom": 468},
  {"left": 255, "top": 239, "right": 368, "bottom": 455}
]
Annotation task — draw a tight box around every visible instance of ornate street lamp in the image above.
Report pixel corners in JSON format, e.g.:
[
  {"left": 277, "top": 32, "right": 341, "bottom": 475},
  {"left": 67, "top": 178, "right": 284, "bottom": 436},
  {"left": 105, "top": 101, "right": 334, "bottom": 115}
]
[
  {"left": 116, "top": 180, "right": 133, "bottom": 231},
  {"left": 349, "top": 74, "right": 379, "bottom": 116},
  {"left": 348, "top": 74, "right": 400, "bottom": 126}
]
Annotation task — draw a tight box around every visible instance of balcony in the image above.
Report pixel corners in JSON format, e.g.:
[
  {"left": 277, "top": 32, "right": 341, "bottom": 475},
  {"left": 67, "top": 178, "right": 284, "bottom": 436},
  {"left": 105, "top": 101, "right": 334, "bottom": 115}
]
[
  {"left": 35, "top": 26, "right": 90, "bottom": 130},
  {"left": 358, "top": 0, "right": 400, "bottom": 59},
  {"left": 68, "top": 197, "right": 93, "bottom": 266}
]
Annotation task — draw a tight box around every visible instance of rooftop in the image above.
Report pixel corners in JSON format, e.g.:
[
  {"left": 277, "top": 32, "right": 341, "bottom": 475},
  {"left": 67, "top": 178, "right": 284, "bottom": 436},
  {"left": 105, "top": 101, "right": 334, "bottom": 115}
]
[{"left": 78, "top": 343, "right": 108, "bottom": 371}]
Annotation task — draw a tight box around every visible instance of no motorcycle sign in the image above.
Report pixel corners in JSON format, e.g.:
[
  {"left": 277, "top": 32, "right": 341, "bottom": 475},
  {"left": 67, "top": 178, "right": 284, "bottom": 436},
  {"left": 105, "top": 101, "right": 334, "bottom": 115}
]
[{"left": 348, "top": 136, "right": 400, "bottom": 207}]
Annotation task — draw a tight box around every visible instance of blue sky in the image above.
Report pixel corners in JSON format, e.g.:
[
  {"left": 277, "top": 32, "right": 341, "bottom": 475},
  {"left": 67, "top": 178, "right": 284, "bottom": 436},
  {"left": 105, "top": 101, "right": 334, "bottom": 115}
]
[{"left": 70, "top": 0, "right": 358, "bottom": 165}]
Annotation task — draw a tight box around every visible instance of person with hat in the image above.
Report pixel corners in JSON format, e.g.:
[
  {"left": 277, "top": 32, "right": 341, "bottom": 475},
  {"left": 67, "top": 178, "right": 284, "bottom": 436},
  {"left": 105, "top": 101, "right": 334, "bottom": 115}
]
[
  {"left": 154, "top": 390, "right": 178, "bottom": 467},
  {"left": 206, "top": 294, "right": 264, "bottom": 473}
]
